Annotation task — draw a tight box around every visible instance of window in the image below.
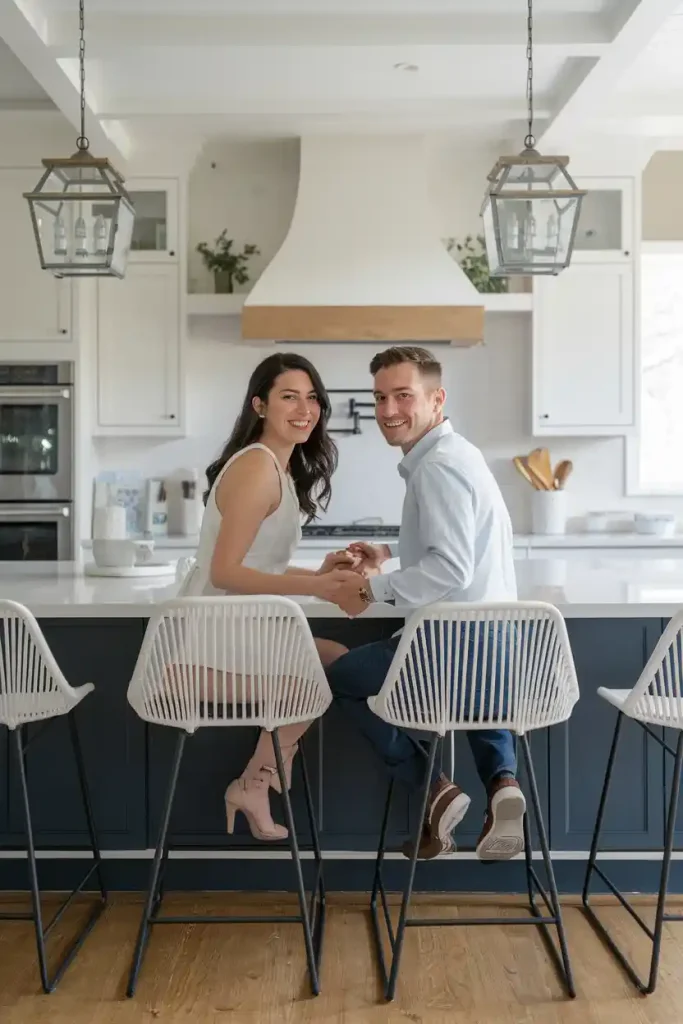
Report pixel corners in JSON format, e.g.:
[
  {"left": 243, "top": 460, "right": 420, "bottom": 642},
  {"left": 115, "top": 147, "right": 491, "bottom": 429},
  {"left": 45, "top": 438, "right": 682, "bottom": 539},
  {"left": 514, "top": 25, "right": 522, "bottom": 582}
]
[{"left": 628, "top": 245, "right": 683, "bottom": 494}]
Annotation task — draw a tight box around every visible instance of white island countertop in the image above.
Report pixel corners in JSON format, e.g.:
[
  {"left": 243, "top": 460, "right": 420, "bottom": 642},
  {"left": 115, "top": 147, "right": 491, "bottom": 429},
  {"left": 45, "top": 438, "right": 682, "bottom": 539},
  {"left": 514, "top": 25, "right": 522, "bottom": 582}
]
[{"left": 1, "top": 557, "right": 683, "bottom": 618}]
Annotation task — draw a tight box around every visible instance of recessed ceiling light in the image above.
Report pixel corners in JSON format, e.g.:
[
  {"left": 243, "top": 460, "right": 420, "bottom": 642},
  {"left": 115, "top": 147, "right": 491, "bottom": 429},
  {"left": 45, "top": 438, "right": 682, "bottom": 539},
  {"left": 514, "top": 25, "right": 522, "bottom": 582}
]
[{"left": 393, "top": 62, "right": 419, "bottom": 72}]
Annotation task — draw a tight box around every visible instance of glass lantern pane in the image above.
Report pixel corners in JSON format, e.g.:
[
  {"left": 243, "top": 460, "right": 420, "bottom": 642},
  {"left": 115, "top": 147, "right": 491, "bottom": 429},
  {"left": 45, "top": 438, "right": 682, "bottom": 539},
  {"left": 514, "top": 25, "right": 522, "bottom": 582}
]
[
  {"left": 490, "top": 195, "right": 582, "bottom": 274},
  {"left": 481, "top": 199, "right": 504, "bottom": 276},
  {"left": 503, "top": 162, "right": 563, "bottom": 187},
  {"left": 110, "top": 199, "right": 135, "bottom": 277}
]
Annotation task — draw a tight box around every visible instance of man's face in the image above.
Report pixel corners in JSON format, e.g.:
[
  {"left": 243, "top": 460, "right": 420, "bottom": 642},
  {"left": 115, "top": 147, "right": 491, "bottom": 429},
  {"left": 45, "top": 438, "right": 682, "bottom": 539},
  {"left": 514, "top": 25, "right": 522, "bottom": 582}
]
[{"left": 373, "top": 362, "right": 446, "bottom": 451}]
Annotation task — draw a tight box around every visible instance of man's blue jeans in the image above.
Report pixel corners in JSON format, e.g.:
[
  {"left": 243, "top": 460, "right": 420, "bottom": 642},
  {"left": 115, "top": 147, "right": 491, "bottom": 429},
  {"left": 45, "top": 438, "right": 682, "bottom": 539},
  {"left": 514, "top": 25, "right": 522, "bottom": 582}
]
[{"left": 326, "top": 627, "right": 517, "bottom": 792}]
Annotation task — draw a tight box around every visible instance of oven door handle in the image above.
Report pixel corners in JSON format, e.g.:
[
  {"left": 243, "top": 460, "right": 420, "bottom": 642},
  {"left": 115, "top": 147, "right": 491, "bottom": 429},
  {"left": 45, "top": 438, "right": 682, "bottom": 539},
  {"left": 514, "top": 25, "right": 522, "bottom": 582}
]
[
  {"left": 0, "top": 505, "right": 70, "bottom": 518},
  {"left": 0, "top": 387, "right": 71, "bottom": 400}
]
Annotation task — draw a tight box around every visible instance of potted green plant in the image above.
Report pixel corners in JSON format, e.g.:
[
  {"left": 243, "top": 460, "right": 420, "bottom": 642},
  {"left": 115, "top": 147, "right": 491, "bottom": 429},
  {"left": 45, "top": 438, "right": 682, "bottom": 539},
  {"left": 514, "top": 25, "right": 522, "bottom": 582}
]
[
  {"left": 444, "top": 234, "right": 508, "bottom": 294},
  {"left": 196, "top": 230, "right": 260, "bottom": 294}
]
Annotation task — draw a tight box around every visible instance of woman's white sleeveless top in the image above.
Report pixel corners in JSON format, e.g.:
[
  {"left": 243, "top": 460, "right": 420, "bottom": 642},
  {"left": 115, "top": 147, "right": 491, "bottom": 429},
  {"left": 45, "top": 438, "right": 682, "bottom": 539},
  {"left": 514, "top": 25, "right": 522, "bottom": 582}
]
[
  {"left": 178, "top": 442, "right": 302, "bottom": 599},
  {"left": 176, "top": 443, "right": 302, "bottom": 674}
]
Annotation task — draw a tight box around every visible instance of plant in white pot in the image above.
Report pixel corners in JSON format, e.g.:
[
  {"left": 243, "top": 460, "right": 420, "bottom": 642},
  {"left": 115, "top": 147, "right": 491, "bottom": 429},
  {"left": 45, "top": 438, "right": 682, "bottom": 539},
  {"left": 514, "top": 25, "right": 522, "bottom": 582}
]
[{"left": 196, "top": 230, "right": 260, "bottom": 294}]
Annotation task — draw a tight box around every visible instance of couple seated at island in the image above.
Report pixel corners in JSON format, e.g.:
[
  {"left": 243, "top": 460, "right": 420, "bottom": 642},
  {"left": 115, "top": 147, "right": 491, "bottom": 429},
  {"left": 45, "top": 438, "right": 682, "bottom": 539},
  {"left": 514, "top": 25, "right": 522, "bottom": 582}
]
[{"left": 177, "top": 345, "right": 525, "bottom": 862}]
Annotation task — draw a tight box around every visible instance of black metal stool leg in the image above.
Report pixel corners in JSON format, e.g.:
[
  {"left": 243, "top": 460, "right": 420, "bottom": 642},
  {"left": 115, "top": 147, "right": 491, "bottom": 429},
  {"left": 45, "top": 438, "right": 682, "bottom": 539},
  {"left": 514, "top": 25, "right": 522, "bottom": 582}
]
[
  {"left": 369, "top": 776, "right": 396, "bottom": 992},
  {"left": 69, "top": 712, "right": 107, "bottom": 903},
  {"left": 648, "top": 731, "right": 683, "bottom": 992},
  {"left": 520, "top": 734, "right": 576, "bottom": 998},
  {"left": 273, "top": 728, "right": 320, "bottom": 996},
  {"left": 13, "top": 727, "right": 49, "bottom": 993},
  {"left": 385, "top": 735, "right": 439, "bottom": 1002},
  {"left": 583, "top": 712, "right": 623, "bottom": 908},
  {"left": 297, "top": 738, "right": 326, "bottom": 972},
  {"left": 579, "top": 713, "right": 683, "bottom": 995},
  {"left": 127, "top": 730, "right": 186, "bottom": 998}
]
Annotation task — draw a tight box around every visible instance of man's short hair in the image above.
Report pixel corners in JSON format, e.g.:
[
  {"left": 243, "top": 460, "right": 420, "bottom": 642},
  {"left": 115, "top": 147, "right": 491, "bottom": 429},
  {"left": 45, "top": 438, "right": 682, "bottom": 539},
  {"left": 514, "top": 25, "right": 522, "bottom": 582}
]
[{"left": 369, "top": 346, "right": 442, "bottom": 384}]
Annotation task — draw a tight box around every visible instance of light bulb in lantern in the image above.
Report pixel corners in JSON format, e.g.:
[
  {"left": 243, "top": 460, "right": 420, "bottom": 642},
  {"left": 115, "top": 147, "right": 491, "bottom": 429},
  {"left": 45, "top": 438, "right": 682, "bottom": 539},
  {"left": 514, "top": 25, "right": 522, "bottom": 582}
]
[
  {"left": 94, "top": 214, "right": 108, "bottom": 256},
  {"left": 74, "top": 216, "right": 88, "bottom": 259},
  {"left": 53, "top": 215, "right": 67, "bottom": 257}
]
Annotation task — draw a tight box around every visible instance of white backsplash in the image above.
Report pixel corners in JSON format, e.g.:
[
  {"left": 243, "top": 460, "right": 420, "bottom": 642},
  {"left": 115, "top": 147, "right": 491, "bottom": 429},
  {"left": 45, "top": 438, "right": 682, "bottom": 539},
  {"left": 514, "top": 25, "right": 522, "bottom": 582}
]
[{"left": 91, "top": 314, "right": 660, "bottom": 533}]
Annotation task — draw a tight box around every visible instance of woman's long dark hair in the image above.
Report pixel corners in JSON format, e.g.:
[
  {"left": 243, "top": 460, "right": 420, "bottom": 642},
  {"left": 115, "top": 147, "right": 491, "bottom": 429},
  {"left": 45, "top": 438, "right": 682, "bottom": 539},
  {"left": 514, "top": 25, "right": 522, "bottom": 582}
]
[{"left": 204, "top": 353, "right": 338, "bottom": 522}]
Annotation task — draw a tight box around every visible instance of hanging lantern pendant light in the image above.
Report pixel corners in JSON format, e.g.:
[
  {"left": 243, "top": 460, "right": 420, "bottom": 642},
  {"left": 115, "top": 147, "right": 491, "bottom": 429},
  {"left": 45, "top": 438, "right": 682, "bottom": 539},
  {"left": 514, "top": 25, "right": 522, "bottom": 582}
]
[
  {"left": 23, "top": 0, "right": 135, "bottom": 278},
  {"left": 481, "top": 0, "right": 586, "bottom": 277}
]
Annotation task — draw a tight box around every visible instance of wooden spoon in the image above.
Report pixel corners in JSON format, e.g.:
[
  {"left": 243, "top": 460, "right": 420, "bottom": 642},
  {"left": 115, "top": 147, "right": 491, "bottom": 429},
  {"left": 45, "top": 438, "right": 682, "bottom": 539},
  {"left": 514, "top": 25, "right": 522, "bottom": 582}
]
[
  {"left": 513, "top": 455, "right": 541, "bottom": 489},
  {"left": 553, "top": 459, "right": 574, "bottom": 490},
  {"left": 526, "top": 448, "right": 554, "bottom": 490}
]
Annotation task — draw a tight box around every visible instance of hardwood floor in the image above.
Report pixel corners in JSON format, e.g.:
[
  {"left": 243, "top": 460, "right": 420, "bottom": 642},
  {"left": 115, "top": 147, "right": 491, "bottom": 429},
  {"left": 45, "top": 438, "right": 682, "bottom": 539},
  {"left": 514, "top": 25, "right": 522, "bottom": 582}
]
[{"left": 1, "top": 892, "right": 682, "bottom": 1023}]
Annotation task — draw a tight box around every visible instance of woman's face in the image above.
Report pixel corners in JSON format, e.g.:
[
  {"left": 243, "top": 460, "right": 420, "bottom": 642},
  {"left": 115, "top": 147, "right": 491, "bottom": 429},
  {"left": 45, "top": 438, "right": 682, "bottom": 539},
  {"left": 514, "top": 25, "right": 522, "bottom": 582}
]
[{"left": 254, "top": 369, "right": 321, "bottom": 445}]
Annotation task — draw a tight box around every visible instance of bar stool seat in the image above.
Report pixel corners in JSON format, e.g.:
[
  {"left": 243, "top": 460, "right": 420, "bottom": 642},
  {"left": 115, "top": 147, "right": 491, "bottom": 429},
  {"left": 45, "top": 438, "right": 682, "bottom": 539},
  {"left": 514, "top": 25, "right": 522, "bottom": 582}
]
[
  {"left": 125, "top": 596, "right": 332, "bottom": 999},
  {"left": 367, "top": 601, "right": 580, "bottom": 1002},
  {"left": 583, "top": 609, "right": 683, "bottom": 995},
  {"left": 0, "top": 599, "right": 107, "bottom": 994}
]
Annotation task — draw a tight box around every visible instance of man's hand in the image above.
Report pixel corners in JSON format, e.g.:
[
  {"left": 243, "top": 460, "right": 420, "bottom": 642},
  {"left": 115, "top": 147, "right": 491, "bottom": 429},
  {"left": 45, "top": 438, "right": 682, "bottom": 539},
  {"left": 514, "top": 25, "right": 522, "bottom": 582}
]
[
  {"left": 316, "top": 549, "right": 361, "bottom": 576},
  {"left": 347, "top": 541, "right": 391, "bottom": 576},
  {"left": 334, "top": 574, "right": 374, "bottom": 617}
]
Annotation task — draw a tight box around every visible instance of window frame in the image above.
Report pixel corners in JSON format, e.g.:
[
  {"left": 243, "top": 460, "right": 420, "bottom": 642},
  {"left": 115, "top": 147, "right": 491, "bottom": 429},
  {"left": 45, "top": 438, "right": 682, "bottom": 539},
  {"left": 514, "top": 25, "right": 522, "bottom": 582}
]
[{"left": 626, "top": 240, "right": 683, "bottom": 497}]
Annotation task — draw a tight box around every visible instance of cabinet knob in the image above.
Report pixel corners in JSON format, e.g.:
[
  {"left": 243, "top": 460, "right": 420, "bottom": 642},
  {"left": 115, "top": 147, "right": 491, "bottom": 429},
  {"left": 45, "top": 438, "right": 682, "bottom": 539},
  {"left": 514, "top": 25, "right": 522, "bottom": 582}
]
[
  {"left": 624, "top": 250, "right": 630, "bottom": 257},
  {"left": 169, "top": 250, "right": 175, "bottom": 257},
  {"left": 162, "top": 413, "right": 176, "bottom": 420},
  {"left": 540, "top": 413, "right": 549, "bottom": 420},
  {"left": 59, "top": 328, "right": 68, "bottom": 335}
]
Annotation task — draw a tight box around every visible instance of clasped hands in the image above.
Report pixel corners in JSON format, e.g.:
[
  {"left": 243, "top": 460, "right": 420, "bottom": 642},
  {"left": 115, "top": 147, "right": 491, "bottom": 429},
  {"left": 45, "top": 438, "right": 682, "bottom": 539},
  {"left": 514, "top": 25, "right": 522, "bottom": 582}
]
[{"left": 314, "top": 542, "right": 391, "bottom": 617}]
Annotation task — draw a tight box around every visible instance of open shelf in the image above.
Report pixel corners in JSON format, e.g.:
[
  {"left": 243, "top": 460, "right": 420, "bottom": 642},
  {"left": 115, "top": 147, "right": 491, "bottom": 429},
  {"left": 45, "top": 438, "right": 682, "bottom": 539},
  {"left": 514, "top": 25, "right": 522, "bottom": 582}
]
[
  {"left": 483, "top": 293, "right": 533, "bottom": 313},
  {"left": 185, "top": 291, "right": 533, "bottom": 318},
  {"left": 186, "top": 293, "right": 245, "bottom": 316}
]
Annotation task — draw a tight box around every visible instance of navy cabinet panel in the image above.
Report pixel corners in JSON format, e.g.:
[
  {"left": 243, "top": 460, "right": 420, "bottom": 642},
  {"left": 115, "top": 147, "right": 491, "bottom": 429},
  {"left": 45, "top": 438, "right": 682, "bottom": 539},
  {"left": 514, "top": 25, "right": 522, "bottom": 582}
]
[
  {"left": 659, "top": 619, "right": 683, "bottom": 846},
  {"left": 3, "top": 619, "right": 146, "bottom": 849},
  {"left": 549, "top": 619, "right": 664, "bottom": 851},
  {"left": 0, "top": 726, "right": 6, "bottom": 839}
]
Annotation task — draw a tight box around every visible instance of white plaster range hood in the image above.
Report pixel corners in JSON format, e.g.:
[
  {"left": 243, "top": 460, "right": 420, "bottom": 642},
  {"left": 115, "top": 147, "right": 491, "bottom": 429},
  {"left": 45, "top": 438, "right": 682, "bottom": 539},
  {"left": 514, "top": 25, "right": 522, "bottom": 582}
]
[{"left": 242, "top": 135, "right": 484, "bottom": 346}]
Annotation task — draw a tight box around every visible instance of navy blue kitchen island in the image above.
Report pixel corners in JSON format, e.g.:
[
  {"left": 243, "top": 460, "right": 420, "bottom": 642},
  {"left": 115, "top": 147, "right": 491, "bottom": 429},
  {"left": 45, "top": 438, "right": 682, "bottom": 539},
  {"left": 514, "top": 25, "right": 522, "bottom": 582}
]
[{"left": 0, "top": 559, "right": 681, "bottom": 895}]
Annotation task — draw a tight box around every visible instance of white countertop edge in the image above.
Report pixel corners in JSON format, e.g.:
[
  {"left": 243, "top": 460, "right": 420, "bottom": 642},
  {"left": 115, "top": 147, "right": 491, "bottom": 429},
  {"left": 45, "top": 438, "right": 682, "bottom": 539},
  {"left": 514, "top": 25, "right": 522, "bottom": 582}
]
[{"left": 20, "top": 601, "right": 680, "bottom": 620}]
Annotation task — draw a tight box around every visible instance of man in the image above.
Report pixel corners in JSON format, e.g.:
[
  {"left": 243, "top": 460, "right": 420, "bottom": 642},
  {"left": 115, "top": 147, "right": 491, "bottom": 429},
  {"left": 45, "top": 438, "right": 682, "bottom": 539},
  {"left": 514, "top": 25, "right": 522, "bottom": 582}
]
[{"left": 329, "top": 346, "right": 525, "bottom": 860}]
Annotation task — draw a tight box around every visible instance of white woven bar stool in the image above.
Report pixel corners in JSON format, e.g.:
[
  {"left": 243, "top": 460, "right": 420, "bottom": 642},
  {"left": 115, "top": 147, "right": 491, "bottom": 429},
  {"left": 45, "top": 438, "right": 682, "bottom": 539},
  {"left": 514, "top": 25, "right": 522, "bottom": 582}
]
[
  {"left": 125, "top": 596, "right": 332, "bottom": 998},
  {"left": 0, "top": 599, "right": 106, "bottom": 993},
  {"left": 367, "top": 601, "right": 579, "bottom": 1001},
  {"left": 583, "top": 609, "right": 683, "bottom": 994}
]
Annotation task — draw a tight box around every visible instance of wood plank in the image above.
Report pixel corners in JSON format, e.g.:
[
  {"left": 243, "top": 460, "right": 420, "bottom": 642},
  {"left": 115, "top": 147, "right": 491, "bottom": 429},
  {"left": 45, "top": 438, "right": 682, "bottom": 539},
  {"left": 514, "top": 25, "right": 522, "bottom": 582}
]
[
  {"left": 2, "top": 893, "right": 683, "bottom": 1020},
  {"left": 241, "top": 304, "right": 485, "bottom": 343}
]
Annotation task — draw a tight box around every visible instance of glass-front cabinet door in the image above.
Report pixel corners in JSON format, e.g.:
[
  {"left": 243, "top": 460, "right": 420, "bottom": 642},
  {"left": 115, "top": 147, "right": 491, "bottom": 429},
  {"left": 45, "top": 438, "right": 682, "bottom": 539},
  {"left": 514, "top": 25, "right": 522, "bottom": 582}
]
[
  {"left": 125, "top": 178, "right": 179, "bottom": 262},
  {"left": 571, "top": 177, "right": 634, "bottom": 262}
]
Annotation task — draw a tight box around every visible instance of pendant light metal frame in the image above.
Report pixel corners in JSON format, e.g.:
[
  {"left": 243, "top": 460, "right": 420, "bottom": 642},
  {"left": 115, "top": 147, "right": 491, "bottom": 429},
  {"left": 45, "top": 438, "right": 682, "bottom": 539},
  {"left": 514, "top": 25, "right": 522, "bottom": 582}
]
[
  {"left": 481, "top": 0, "right": 586, "bottom": 277},
  {"left": 23, "top": 0, "right": 135, "bottom": 279}
]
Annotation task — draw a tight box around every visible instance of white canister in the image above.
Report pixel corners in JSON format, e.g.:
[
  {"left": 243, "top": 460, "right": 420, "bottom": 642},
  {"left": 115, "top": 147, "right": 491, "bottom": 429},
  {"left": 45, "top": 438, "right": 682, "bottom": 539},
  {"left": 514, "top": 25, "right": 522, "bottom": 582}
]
[
  {"left": 93, "top": 504, "right": 127, "bottom": 540},
  {"left": 531, "top": 490, "right": 568, "bottom": 536}
]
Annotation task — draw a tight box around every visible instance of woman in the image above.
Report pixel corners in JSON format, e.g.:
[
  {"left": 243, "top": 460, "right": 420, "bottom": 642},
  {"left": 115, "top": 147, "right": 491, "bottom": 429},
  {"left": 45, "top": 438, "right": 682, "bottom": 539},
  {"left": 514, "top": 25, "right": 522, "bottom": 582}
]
[{"left": 179, "top": 352, "right": 360, "bottom": 842}]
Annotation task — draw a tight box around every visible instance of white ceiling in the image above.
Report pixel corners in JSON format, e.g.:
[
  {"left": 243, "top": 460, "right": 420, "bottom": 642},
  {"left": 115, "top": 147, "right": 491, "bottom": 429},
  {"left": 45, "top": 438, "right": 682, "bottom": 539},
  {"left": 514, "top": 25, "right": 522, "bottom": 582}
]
[
  {"left": 0, "top": 39, "right": 52, "bottom": 106},
  {"left": 0, "top": 0, "right": 681, "bottom": 163}
]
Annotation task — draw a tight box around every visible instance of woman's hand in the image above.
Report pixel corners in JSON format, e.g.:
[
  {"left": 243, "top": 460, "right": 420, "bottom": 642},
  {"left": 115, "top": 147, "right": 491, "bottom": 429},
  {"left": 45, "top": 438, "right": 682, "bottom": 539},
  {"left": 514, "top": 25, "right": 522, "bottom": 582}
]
[
  {"left": 313, "top": 568, "right": 366, "bottom": 604},
  {"left": 316, "top": 549, "right": 360, "bottom": 575}
]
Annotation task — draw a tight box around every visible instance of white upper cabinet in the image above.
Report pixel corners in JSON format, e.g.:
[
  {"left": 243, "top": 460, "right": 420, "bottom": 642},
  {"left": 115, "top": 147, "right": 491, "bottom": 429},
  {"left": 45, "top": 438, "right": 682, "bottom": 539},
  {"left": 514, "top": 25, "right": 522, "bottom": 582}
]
[
  {"left": 0, "top": 168, "right": 72, "bottom": 342},
  {"left": 125, "top": 177, "right": 179, "bottom": 262},
  {"left": 571, "top": 176, "right": 634, "bottom": 263},
  {"left": 532, "top": 263, "right": 635, "bottom": 436},
  {"left": 95, "top": 263, "right": 183, "bottom": 436}
]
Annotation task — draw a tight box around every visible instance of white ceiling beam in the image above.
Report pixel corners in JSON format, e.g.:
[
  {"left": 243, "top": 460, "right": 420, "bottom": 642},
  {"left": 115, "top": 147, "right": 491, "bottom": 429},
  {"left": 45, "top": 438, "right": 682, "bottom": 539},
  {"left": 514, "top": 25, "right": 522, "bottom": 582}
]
[
  {"left": 537, "top": 0, "right": 683, "bottom": 150},
  {"left": 45, "top": 12, "right": 609, "bottom": 56},
  {"left": 97, "top": 96, "right": 551, "bottom": 122},
  {"left": 0, "top": 0, "right": 129, "bottom": 162}
]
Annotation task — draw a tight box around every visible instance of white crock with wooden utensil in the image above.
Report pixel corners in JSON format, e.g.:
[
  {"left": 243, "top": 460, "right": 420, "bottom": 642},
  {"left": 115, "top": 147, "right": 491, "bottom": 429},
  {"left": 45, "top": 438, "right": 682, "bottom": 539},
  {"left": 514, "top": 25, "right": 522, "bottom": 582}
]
[{"left": 532, "top": 489, "right": 568, "bottom": 535}]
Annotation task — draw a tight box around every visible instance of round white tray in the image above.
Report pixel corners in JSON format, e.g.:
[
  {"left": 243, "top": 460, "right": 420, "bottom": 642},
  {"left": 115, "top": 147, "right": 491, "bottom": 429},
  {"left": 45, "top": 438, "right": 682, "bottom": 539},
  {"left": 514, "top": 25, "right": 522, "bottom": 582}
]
[{"left": 84, "top": 561, "right": 176, "bottom": 578}]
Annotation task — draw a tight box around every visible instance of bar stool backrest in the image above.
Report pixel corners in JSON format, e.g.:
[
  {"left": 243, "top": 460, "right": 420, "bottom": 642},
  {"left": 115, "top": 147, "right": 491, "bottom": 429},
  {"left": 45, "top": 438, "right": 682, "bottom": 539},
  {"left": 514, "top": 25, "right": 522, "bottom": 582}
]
[
  {"left": 623, "top": 609, "right": 683, "bottom": 726},
  {"left": 371, "top": 602, "right": 579, "bottom": 737},
  {"left": 0, "top": 599, "right": 82, "bottom": 729},
  {"left": 127, "top": 596, "right": 332, "bottom": 733}
]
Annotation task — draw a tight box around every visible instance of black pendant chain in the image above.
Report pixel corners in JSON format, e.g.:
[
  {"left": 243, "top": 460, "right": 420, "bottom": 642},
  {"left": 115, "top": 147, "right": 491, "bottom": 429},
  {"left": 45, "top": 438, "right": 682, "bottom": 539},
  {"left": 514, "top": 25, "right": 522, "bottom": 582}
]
[
  {"left": 76, "top": 0, "right": 89, "bottom": 151},
  {"left": 525, "top": 0, "right": 535, "bottom": 150}
]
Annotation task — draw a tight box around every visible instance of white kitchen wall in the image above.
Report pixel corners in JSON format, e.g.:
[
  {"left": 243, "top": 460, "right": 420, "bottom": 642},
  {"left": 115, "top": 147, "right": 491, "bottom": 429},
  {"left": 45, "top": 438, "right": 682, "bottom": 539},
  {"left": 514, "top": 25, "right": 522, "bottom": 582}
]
[{"left": 90, "top": 140, "right": 679, "bottom": 531}]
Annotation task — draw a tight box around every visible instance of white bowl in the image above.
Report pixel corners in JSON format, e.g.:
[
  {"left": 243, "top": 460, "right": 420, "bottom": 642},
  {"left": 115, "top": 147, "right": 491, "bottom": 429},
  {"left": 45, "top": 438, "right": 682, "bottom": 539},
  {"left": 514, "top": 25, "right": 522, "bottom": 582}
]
[{"left": 634, "top": 513, "right": 677, "bottom": 537}]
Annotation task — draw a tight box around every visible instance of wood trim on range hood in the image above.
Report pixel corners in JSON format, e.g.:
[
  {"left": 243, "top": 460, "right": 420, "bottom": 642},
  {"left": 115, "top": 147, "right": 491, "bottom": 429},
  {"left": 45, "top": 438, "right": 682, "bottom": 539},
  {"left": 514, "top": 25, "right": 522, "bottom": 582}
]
[
  {"left": 242, "top": 135, "right": 485, "bottom": 346},
  {"left": 241, "top": 304, "right": 485, "bottom": 343}
]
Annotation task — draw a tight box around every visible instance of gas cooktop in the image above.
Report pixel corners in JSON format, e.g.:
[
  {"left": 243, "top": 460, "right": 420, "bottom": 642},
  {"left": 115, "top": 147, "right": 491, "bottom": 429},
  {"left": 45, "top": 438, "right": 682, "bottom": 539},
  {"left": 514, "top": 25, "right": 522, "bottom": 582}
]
[{"left": 302, "top": 524, "right": 399, "bottom": 538}]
